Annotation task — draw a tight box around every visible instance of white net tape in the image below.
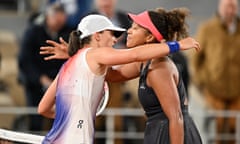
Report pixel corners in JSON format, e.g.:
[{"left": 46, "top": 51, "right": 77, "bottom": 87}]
[{"left": 0, "top": 128, "right": 44, "bottom": 144}]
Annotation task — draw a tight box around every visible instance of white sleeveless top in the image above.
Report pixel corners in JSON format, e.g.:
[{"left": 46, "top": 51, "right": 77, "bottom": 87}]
[{"left": 42, "top": 48, "right": 105, "bottom": 144}]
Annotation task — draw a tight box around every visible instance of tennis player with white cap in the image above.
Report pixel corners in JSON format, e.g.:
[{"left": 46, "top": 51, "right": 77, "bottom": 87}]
[{"left": 38, "top": 14, "right": 199, "bottom": 144}]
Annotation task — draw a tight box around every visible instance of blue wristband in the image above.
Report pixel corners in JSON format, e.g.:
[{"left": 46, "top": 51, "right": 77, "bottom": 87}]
[{"left": 166, "top": 41, "right": 180, "bottom": 53}]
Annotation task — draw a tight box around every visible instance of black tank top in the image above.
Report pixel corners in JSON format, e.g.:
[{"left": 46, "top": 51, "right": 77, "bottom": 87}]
[{"left": 138, "top": 59, "right": 188, "bottom": 118}]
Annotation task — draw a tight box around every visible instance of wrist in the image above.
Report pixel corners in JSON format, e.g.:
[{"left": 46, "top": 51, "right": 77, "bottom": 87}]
[{"left": 166, "top": 41, "right": 180, "bottom": 53}]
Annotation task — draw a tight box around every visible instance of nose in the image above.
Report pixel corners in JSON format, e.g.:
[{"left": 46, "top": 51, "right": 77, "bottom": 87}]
[{"left": 127, "top": 28, "right": 131, "bottom": 34}]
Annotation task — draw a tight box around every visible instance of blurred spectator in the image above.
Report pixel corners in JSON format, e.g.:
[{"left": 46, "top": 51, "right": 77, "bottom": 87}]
[
  {"left": 48, "top": 0, "right": 93, "bottom": 29},
  {"left": 18, "top": 3, "right": 71, "bottom": 132},
  {"left": 89, "top": 0, "right": 131, "bottom": 49},
  {"left": 191, "top": 0, "right": 240, "bottom": 143}
]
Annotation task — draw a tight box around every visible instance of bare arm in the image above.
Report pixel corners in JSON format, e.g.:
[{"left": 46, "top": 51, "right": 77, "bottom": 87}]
[
  {"left": 91, "top": 37, "right": 200, "bottom": 66},
  {"left": 147, "top": 59, "right": 184, "bottom": 144},
  {"left": 106, "top": 62, "right": 140, "bottom": 82},
  {"left": 38, "top": 75, "right": 58, "bottom": 119},
  {"left": 40, "top": 37, "right": 200, "bottom": 62}
]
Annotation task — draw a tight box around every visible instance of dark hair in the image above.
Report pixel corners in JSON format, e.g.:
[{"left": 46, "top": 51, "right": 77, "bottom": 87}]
[
  {"left": 68, "top": 30, "right": 91, "bottom": 56},
  {"left": 46, "top": 2, "right": 66, "bottom": 15},
  {"left": 148, "top": 7, "right": 190, "bottom": 41}
]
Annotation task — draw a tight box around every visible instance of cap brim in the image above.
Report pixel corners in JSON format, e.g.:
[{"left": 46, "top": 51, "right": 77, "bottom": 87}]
[
  {"left": 128, "top": 13, "right": 147, "bottom": 29},
  {"left": 106, "top": 26, "right": 126, "bottom": 38}
]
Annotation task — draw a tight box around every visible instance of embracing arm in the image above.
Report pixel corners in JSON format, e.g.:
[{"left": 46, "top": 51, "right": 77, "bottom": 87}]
[
  {"left": 92, "top": 37, "right": 200, "bottom": 66},
  {"left": 147, "top": 59, "right": 184, "bottom": 144},
  {"left": 40, "top": 37, "right": 199, "bottom": 83},
  {"left": 38, "top": 75, "right": 58, "bottom": 119},
  {"left": 106, "top": 62, "right": 140, "bottom": 82},
  {"left": 40, "top": 37, "right": 200, "bottom": 62}
]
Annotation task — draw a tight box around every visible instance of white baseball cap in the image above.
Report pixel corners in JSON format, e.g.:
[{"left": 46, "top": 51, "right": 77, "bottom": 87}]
[{"left": 77, "top": 14, "right": 126, "bottom": 39}]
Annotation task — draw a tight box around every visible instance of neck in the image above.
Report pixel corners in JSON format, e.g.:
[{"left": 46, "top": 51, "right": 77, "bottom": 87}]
[
  {"left": 83, "top": 41, "right": 99, "bottom": 49},
  {"left": 82, "top": 44, "right": 91, "bottom": 49}
]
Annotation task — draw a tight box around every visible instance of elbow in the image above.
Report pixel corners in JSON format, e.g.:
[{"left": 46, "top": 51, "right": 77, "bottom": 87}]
[
  {"left": 37, "top": 106, "right": 45, "bottom": 116},
  {"left": 38, "top": 107, "right": 50, "bottom": 118},
  {"left": 37, "top": 104, "right": 47, "bottom": 116},
  {"left": 38, "top": 103, "right": 55, "bottom": 119}
]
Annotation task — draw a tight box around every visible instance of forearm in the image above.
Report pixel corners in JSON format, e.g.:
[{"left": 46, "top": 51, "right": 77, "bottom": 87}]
[
  {"left": 133, "top": 43, "right": 170, "bottom": 62},
  {"left": 97, "top": 43, "right": 171, "bottom": 66},
  {"left": 169, "top": 119, "right": 184, "bottom": 144},
  {"left": 106, "top": 64, "right": 139, "bottom": 82},
  {"left": 38, "top": 76, "right": 57, "bottom": 118},
  {"left": 105, "top": 68, "right": 127, "bottom": 82}
]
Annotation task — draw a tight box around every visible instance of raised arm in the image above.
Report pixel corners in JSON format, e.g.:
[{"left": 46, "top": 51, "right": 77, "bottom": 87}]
[
  {"left": 40, "top": 37, "right": 200, "bottom": 62},
  {"left": 38, "top": 75, "right": 58, "bottom": 119},
  {"left": 91, "top": 37, "right": 200, "bottom": 66}
]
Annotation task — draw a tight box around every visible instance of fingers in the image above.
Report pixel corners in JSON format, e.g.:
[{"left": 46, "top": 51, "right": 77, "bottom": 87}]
[
  {"left": 44, "top": 55, "right": 56, "bottom": 61},
  {"left": 196, "top": 42, "right": 201, "bottom": 51},
  {"left": 194, "top": 41, "right": 201, "bottom": 52},
  {"left": 40, "top": 49, "right": 56, "bottom": 60},
  {"left": 40, "top": 46, "right": 54, "bottom": 55},
  {"left": 40, "top": 46, "right": 53, "bottom": 51},
  {"left": 184, "top": 37, "right": 200, "bottom": 52},
  {"left": 40, "top": 51, "right": 52, "bottom": 55},
  {"left": 59, "top": 37, "right": 68, "bottom": 46},
  {"left": 46, "top": 40, "right": 60, "bottom": 47},
  {"left": 59, "top": 37, "right": 68, "bottom": 51}
]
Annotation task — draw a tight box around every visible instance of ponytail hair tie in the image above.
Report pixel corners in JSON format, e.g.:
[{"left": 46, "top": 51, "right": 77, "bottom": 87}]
[{"left": 76, "top": 30, "right": 82, "bottom": 37}]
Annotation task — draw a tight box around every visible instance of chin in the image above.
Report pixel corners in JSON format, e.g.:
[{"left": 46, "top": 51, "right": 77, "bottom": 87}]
[
  {"left": 126, "top": 42, "right": 135, "bottom": 48},
  {"left": 126, "top": 44, "right": 132, "bottom": 48}
]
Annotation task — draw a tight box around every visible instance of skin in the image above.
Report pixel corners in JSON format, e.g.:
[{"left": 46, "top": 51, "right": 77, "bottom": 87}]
[
  {"left": 38, "top": 22, "right": 199, "bottom": 143},
  {"left": 218, "top": 0, "right": 238, "bottom": 27},
  {"left": 46, "top": 10, "right": 67, "bottom": 33},
  {"left": 95, "top": 0, "right": 117, "bottom": 18}
]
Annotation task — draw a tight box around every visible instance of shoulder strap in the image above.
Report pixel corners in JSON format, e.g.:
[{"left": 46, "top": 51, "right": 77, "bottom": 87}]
[{"left": 141, "top": 60, "right": 152, "bottom": 79}]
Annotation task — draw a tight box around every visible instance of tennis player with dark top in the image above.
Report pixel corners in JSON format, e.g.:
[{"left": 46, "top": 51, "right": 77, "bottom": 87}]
[
  {"left": 39, "top": 8, "right": 202, "bottom": 144},
  {"left": 110, "top": 8, "right": 202, "bottom": 144}
]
